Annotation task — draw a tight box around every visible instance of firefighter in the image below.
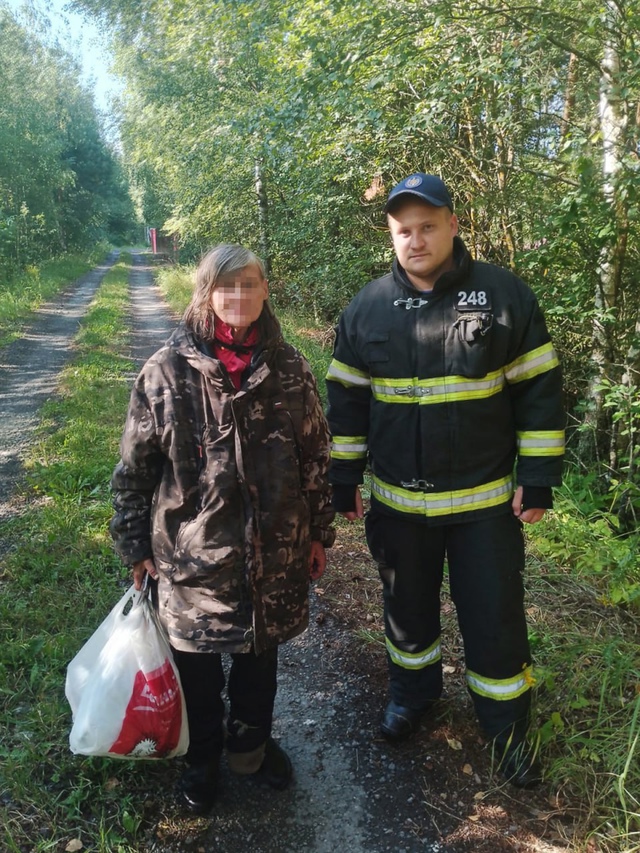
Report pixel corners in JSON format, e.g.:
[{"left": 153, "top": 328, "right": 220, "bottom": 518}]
[{"left": 326, "top": 174, "right": 564, "bottom": 788}]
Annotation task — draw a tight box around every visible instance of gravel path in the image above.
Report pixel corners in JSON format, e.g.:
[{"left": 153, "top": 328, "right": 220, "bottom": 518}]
[
  {"left": 192, "top": 619, "right": 443, "bottom": 853},
  {"left": 126, "top": 251, "right": 177, "bottom": 364}
]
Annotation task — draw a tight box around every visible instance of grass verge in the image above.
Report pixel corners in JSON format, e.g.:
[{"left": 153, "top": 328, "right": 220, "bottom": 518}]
[
  {"left": 0, "top": 243, "right": 111, "bottom": 347},
  {"left": 525, "top": 514, "right": 640, "bottom": 851},
  {"left": 0, "top": 253, "right": 167, "bottom": 853}
]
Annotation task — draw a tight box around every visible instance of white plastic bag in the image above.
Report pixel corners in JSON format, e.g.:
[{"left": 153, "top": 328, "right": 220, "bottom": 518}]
[{"left": 66, "top": 584, "right": 189, "bottom": 759}]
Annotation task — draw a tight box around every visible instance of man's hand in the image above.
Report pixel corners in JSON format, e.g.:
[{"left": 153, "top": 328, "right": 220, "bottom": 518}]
[
  {"left": 132, "top": 557, "right": 158, "bottom": 590},
  {"left": 512, "top": 486, "right": 546, "bottom": 524},
  {"left": 341, "top": 487, "right": 365, "bottom": 521},
  {"left": 309, "top": 541, "right": 326, "bottom": 581}
]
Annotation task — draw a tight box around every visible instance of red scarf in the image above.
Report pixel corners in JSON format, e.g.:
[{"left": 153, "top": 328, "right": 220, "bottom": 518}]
[{"left": 213, "top": 320, "right": 259, "bottom": 390}]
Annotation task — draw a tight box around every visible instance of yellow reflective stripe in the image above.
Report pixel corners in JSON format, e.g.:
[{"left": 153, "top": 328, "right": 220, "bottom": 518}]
[
  {"left": 331, "top": 435, "right": 368, "bottom": 460},
  {"left": 371, "top": 369, "right": 505, "bottom": 404},
  {"left": 466, "top": 666, "right": 533, "bottom": 701},
  {"left": 386, "top": 636, "right": 442, "bottom": 670},
  {"left": 372, "top": 474, "right": 513, "bottom": 518},
  {"left": 517, "top": 430, "right": 565, "bottom": 457},
  {"left": 326, "top": 359, "right": 371, "bottom": 388},
  {"left": 504, "top": 343, "right": 559, "bottom": 384}
]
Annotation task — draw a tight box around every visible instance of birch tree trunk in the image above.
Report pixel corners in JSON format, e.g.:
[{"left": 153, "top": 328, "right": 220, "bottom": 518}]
[
  {"left": 581, "top": 0, "right": 629, "bottom": 466},
  {"left": 255, "top": 159, "right": 271, "bottom": 277}
]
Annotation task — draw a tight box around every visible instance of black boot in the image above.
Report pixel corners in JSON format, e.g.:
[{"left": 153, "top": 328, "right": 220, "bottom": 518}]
[
  {"left": 380, "top": 700, "right": 434, "bottom": 742},
  {"left": 497, "top": 742, "right": 542, "bottom": 789},
  {"left": 178, "top": 761, "right": 219, "bottom": 815},
  {"left": 255, "top": 737, "right": 293, "bottom": 790}
]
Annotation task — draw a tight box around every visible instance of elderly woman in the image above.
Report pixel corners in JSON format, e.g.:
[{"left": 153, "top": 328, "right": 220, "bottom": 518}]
[{"left": 110, "top": 244, "right": 335, "bottom": 814}]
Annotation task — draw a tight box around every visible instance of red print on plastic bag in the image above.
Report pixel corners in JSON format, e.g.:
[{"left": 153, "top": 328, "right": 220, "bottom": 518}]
[{"left": 109, "top": 659, "right": 183, "bottom": 757}]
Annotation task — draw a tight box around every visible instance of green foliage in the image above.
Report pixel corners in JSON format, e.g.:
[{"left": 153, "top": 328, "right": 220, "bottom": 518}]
[
  {"left": 524, "top": 557, "right": 640, "bottom": 851},
  {"left": 73, "top": 0, "right": 640, "bottom": 494},
  {"left": 0, "top": 5, "right": 137, "bottom": 276},
  {"left": 529, "top": 470, "right": 640, "bottom": 608}
]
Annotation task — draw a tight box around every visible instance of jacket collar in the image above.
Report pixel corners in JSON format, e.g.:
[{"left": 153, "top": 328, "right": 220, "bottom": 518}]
[{"left": 167, "top": 323, "right": 274, "bottom": 387}]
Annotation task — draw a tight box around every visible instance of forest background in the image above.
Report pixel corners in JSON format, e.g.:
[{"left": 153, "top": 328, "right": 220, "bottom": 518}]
[{"left": 1, "top": 0, "right": 640, "bottom": 850}]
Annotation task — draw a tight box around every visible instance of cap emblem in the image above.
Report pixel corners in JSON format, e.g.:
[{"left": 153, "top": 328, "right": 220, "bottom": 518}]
[{"left": 405, "top": 176, "right": 423, "bottom": 188}]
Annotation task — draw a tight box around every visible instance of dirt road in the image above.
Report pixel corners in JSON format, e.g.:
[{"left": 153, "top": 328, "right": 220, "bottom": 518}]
[
  {"left": 0, "top": 251, "right": 566, "bottom": 852},
  {"left": 0, "top": 253, "right": 119, "bottom": 519}
]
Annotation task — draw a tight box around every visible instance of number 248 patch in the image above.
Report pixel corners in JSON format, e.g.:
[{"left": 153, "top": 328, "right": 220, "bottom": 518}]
[{"left": 456, "top": 290, "right": 490, "bottom": 308}]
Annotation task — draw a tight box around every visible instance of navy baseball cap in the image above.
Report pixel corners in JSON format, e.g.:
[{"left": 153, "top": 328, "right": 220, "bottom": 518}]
[{"left": 384, "top": 173, "right": 453, "bottom": 213}]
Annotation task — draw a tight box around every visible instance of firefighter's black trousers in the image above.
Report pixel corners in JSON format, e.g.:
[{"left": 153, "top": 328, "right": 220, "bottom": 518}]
[{"left": 365, "top": 508, "right": 532, "bottom": 744}]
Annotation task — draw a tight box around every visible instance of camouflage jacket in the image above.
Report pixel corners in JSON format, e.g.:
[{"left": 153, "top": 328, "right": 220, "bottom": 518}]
[{"left": 110, "top": 323, "right": 335, "bottom": 654}]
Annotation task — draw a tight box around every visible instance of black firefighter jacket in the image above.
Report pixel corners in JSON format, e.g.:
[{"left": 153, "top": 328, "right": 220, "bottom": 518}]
[
  {"left": 110, "top": 322, "right": 335, "bottom": 655},
  {"left": 326, "top": 237, "right": 564, "bottom": 524}
]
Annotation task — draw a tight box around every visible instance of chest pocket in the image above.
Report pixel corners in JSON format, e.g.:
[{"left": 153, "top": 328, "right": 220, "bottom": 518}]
[
  {"left": 365, "top": 331, "right": 389, "bottom": 364},
  {"left": 451, "top": 289, "right": 493, "bottom": 378}
]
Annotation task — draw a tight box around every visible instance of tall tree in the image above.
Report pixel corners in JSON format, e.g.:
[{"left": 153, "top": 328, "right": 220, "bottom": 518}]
[{"left": 0, "top": 3, "right": 136, "bottom": 275}]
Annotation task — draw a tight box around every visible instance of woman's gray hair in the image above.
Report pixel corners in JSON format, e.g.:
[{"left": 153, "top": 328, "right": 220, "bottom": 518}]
[{"left": 183, "top": 243, "right": 279, "bottom": 343}]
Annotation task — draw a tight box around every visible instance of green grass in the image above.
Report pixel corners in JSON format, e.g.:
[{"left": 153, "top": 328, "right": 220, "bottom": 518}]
[
  {"left": 0, "top": 243, "right": 111, "bottom": 346},
  {"left": 525, "top": 517, "right": 640, "bottom": 851},
  {"left": 531, "top": 479, "right": 640, "bottom": 609},
  {"left": 154, "top": 262, "right": 193, "bottom": 314}
]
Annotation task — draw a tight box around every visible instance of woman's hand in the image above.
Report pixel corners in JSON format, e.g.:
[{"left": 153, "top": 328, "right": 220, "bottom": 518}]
[{"left": 132, "top": 557, "right": 158, "bottom": 590}]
